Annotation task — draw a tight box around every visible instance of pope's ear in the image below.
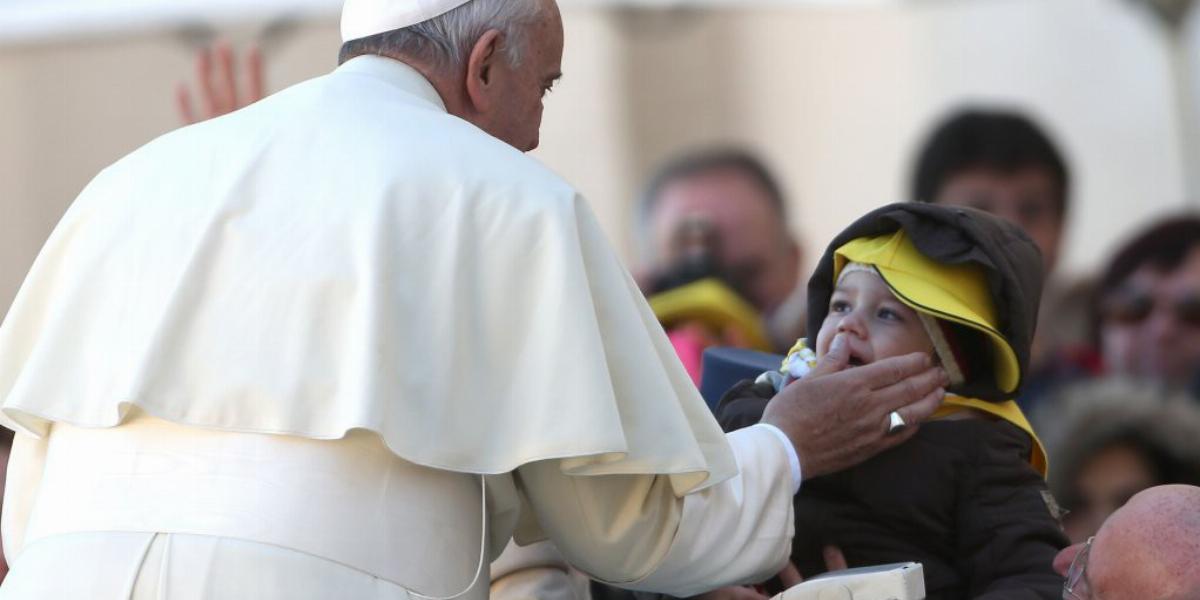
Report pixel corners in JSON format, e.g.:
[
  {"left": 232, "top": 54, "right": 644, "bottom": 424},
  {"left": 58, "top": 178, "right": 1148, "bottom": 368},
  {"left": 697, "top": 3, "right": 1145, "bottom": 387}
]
[{"left": 464, "top": 29, "right": 504, "bottom": 110}]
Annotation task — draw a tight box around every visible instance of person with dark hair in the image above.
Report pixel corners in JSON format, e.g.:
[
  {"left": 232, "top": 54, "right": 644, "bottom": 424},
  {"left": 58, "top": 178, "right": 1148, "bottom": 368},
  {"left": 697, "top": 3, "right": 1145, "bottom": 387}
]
[
  {"left": 637, "top": 148, "right": 806, "bottom": 350},
  {"left": 1045, "top": 380, "right": 1200, "bottom": 544},
  {"left": 911, "top": 109, "right": 1069, "bottom": 275},
  {"left": 911, "top": 108, "right": 1100, "bottom": 414},
  {"left": 1095, "top": 215, "right": 1200, "bottom": 394}
]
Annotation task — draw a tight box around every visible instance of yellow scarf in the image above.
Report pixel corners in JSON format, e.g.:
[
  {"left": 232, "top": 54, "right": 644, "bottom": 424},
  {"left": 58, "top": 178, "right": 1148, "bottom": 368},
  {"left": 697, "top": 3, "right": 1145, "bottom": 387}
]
[{"left": 936, "top": 397, "right": 1047, "bottom": 477}]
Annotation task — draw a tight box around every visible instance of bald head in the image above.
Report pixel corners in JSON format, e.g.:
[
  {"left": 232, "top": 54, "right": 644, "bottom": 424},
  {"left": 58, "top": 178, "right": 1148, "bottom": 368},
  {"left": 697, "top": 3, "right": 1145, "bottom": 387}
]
[{"left": 1069, "top": 485, "right": 1200, "bottom": 599}]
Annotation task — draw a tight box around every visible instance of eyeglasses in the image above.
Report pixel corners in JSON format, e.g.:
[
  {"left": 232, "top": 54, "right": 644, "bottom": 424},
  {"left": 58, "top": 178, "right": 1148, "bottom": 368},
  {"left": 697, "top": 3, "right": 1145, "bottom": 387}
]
[
  {"left": 1062, "top": 536, "right": 1095, "bottom": 600},
  {"left": 1101, "top": 289, "right": 1200, "bottom": 327}
]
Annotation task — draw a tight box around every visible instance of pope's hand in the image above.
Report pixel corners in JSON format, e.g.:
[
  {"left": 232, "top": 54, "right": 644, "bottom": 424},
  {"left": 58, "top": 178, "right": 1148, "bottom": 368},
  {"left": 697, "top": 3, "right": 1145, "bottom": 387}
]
[{"left": 761, "top": 333, "right": 947, "bottom": 479}]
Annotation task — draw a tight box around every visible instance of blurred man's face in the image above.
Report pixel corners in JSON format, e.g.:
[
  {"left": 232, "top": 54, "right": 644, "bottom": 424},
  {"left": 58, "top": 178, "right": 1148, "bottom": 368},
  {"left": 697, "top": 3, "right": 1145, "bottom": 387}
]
[
  {"left": 1101, "top": 246, "right": 1200, "bottom": 386},
  {"left": 1062, "top": 443, "right": 1159, "bottom": 544},
  {"left": 935, "top": 167, "right": 1063, "bottom": 274},
  {"left": 649, "top": 168, "right": 800, "bottom": 313}
]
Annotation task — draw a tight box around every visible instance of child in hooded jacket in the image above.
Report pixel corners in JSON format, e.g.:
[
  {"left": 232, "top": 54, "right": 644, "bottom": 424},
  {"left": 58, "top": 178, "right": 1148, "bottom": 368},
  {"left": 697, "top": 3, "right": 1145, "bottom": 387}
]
[{"left": 717, "top": 203, "right": 1067, "bottom": 600}]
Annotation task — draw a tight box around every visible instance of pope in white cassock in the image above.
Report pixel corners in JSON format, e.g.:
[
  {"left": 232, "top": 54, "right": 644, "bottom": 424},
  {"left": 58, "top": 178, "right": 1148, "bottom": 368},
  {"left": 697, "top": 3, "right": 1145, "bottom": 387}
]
[{"left": 0, "top": 0, "right": 947, "bottom": 597}]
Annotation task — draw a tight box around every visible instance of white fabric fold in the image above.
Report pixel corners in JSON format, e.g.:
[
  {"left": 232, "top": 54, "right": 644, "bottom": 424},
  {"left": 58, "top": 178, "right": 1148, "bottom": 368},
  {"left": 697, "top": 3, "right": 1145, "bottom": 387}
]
[{"left": 0, "top": 55, "right": 735, "bottom": 496}]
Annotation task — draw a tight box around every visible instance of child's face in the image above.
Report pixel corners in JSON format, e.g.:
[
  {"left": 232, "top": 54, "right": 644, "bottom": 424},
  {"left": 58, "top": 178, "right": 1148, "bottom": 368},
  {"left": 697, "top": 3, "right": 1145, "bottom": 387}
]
[{"left": 815, "top": 270, "right": 935, "bottom": 366}]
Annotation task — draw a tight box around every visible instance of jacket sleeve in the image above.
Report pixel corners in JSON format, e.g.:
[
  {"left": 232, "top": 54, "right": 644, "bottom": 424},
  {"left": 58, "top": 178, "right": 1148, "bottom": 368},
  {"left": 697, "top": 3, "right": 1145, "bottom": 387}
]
[
  {"left": 955, "top": 421, "right": 1068, "bottom": 600},
  {"left": 713, "top": 379, "right": 775, "bottom": 433}
]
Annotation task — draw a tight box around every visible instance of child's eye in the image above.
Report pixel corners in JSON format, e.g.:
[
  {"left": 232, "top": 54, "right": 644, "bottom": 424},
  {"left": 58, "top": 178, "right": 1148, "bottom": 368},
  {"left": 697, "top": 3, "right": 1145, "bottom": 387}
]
[
  {"left": 830, "top": 300, "right": 851, "bottom": 314},
  {"left": 878, "top": 307, "right": 904, "bottom": 322}
]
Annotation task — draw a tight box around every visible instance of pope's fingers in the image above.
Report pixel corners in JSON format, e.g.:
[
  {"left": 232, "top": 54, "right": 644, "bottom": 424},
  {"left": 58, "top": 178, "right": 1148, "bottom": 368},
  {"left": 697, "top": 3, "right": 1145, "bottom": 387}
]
[
  {"left": 807, "top": 333, "right": 849, "bottom": 378},
  {"left": 899, "top": 384, "right": 945, "bottom": 426},
  {"left": 873, "top": 386, "right": 943, "bottom": 450},
  {"left": 870, "top": 365, "right": 946, "bottom": 416},
  {"left": 858, "top": 352, "right": 933, "bottom": 391},
  {"left": 876, "top": 418, "right": 921, "bottom": 451}
]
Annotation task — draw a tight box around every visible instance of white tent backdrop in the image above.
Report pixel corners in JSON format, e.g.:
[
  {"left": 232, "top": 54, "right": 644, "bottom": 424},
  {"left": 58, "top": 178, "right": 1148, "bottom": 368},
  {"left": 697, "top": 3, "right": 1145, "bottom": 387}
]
[{"left": 0, "top": 0, "right": 1197, "bottom": 318}]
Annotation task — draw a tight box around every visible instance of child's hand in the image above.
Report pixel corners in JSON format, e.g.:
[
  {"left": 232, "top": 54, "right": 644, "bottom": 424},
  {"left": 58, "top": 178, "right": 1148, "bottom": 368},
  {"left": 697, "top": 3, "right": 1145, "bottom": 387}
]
[
  {"left": 821, "top": 546, "right": 848, "bottom": 572},
  {"left": 778, "top": 562, "right": 803, "bottom": 588},
  {"left": 775, "top": 547, "right": 846, "bottom": 589}
]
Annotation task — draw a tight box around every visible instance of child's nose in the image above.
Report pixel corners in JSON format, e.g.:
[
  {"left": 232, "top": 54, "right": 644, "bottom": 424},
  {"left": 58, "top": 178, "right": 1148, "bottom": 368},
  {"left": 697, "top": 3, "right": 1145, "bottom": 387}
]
[{"left": 836, "top": 311, "right": 867, "bottom": 338}]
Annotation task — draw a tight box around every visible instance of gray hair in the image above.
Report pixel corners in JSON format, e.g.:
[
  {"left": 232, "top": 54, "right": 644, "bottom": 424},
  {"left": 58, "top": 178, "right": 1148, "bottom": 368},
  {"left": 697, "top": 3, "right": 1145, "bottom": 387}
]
[{"left": 339, "top": 0, "right": 545, "bottom": 70}]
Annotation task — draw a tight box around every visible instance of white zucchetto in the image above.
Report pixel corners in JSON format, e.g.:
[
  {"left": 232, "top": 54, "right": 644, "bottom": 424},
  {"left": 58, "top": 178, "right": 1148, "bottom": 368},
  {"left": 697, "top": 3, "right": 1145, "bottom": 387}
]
[{"left": 342, "top": 0, "right": 474, "bottom": 41}]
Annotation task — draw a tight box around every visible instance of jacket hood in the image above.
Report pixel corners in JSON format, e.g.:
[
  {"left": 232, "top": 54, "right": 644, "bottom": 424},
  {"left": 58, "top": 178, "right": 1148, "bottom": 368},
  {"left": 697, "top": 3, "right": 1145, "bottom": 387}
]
[{"left": 806, "top": 203, "right": 1044, "bottom": 401}]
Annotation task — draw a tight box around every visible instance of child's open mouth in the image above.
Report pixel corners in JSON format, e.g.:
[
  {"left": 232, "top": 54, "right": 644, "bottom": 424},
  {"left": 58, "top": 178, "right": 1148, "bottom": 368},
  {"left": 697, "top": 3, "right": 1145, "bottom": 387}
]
[{"left": 847, "top": 353, "right": 868, "bottom": 368}]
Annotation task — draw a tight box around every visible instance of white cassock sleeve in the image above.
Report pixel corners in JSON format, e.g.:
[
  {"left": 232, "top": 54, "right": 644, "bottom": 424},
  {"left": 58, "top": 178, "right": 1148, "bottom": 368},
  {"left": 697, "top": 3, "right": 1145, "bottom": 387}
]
[{"left": 513, "top": 425, "right": 796, "bottom": 597}]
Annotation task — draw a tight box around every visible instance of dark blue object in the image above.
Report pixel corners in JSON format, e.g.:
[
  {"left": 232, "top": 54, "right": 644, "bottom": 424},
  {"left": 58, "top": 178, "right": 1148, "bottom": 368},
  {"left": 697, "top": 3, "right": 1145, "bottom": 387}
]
[{"left": 699, "top": 347, "right": 785, "bottom": 412}]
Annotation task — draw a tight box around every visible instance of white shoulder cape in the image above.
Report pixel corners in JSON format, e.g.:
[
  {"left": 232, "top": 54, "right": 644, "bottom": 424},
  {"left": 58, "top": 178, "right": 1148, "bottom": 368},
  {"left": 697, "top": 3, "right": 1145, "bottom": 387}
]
[{"left": 0, "top": 56, "right": 736, "bottom": 495}]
